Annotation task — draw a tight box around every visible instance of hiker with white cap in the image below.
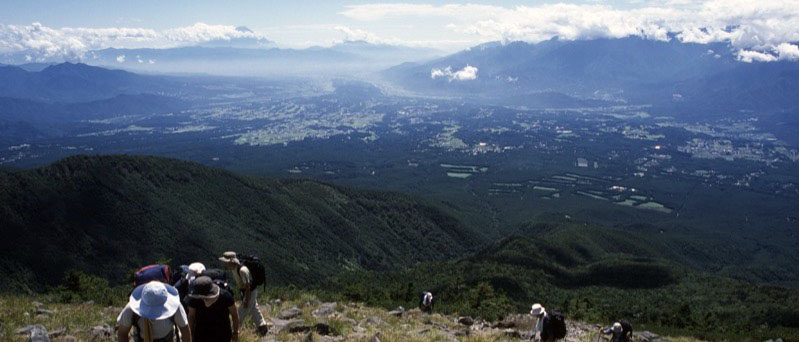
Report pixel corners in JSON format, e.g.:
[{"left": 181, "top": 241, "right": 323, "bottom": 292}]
[
  {"left": 529, "top": 303, "right": 567, "bottom": 341},
  {"left": 175, "top": 263, "right": 207, "bottom": 308},
  {"left": 220, "top": 251, "right": 268, "bottom": 336},
  {"left": 117, "top": 281, "right": 191, "bottom": 342},
  {"left": 599, "top": 320, "right": 632, "bottom": 342},
  {"left": 187, "top": 276, "right": 239, "bottom": 342},
  {"left": 419, "top": 291, "right": 434, "bottom": 314}
]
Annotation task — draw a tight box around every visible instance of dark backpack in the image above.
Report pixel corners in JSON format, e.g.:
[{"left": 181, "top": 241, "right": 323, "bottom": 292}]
[
  {"left": 203, "top": 268, "right": 231, "bottom": 293},
  {"left": 620, "top": 319, "right": 633, "bottom": 337},
  {"left": 238, "top": 254, "right": 266, "bottom": 289},
  {"left": 542, "top": 311, "right": 567, "bottom": 340},
  {"left": 133, "top": 264, "right": 171, "bottom": 287}
]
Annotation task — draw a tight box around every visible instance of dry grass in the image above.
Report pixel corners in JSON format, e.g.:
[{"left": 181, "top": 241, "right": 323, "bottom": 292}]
[{"left": 1, "top": 294, "right": 705, "bottom": 342}]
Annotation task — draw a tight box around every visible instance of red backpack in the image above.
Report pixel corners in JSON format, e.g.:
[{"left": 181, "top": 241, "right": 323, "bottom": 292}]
[{"left": 133, "top": 264, "right": 172, "bottom": 287}]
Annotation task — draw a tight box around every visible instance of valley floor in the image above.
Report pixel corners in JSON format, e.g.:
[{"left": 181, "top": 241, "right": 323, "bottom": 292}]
[{"left": 1, "top": 294, "right": 704, "bottom": 342}]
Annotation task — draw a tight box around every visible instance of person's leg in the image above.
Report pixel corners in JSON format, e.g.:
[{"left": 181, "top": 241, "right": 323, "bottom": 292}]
[
  {"left": 249, "top": 290, "right": 268, "bottom": 334},
  {"left": 237, "top": 298, "right": 251, "bottom": 325}
]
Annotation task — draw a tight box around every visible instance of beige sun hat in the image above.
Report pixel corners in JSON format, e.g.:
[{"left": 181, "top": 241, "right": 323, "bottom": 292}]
[{"left": 218, "top": 251, "right": 239, "bottom": 264}]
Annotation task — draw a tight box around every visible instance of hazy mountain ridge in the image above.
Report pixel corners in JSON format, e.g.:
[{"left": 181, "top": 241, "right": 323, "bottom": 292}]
[{"left": 0, "top": 63, "right": 178, "bottom": 102}]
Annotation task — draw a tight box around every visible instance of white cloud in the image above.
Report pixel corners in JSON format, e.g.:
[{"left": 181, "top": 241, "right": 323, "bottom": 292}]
[
  {"left": 334, "top": 25, "right": 381, "bottom": 44},
  {"left": 0, "top": 22, "right": 272, "bottom": 62},
  {"left": 343, "top": 1, "right": 799, "bottom": 62},
  {"left": 115, "top": 55, "right": 125, "bottom": 63},
  {"left": 737, "top": 43, "right": 799, "bottom": 63},
  {"left": 431, "top": 65, "right": 478, "bottom": 81}
]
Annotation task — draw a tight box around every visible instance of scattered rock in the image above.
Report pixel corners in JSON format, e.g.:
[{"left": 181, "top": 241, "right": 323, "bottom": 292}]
[
  {"left": 271, "top": 318, "right": 311, "bottom": 334},
  {"left": 279, "top": 306, "right": 303, "bottom": 320},
  {"left": 319, "top": 336, "right": 345, "bottom": 342},
  {"left": 457, "top": 316, "right": 474, "bottom": 326},
  {"left": 35, "top": 309, "right": 55, "bottom": 316},
  {"left": 29, "top": 325, "right": 50, "bottom": 342},
  {"left": 387, "top": 306, "right": 405, "bottom": 317},
  {"left": 416, "top": 328, "right": 430, "bottom": 335},
  {"left": 312, "top": 302, "right": 338, "bottom": 317},
  {"left": 638, "top": 331, "right": 661, "bottom": 342},
  {"left": 32, "top": 301, "right": 44, "bottom": 308},
  {"left": 313, "top": 320, "right": 332, "bottom": 336},
  {"left": 90, "top": 324, "right": 113, "bottom": 340},
  {"left": 492, "top": 320, "right": 516, "bottom": 329},
  {"left": 364, "top": 316, "right": 384, "bottom": 326},
  {"left": 503, "top": 328, "right": 521, "bottom": 339},
  {"left": 454, "top": 328, "right": 470, "bottom": 337},
  {"left": 48, "top": 328, "right": 66, "bottom": 338}
]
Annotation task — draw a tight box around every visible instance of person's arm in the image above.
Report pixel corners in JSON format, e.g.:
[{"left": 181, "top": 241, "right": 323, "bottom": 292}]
[
  {"left": 188, "top": 307, "right": 197, "bottom": 340},
  {"left": 229, "top": 304, "right": 239, "bottom": 342},
  {"left": 179, "top": 324, "right": 192, "bottom": 342},
  {"left": 240, "top": 268, "right": 252, "bottom": 307},
  {"left": 117, "top": 325, "right": 131, "bottom": 342}
]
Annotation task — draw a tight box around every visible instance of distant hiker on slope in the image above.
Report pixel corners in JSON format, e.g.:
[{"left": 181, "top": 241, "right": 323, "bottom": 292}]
[
  {"left": 117, "top": 281, "right": 192, "bottom": 342},
  {"left": 419, "top": 291, "right": 434, "bottom": 313},
  {"left": 530, "top": 303, "right": 567, "bottom": 342},
  {"left": 219, "top": 251, "right": 268, "bottom": 336},
  {"left": 187, "top": 276, "right": 239, "bottom": 342},
  {"left": 599, "top": 321, "right": 633, "bottom": 342}
]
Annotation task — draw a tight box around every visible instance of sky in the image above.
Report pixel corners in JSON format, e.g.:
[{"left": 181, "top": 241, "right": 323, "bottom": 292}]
[{"left": 1, "top": 0, "right": 798, "bottom": 62}]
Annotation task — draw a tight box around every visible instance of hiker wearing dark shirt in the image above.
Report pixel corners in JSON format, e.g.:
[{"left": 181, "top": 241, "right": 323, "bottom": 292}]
[{"left": 187, "top": 276, "right": 239, "bottom": 342}]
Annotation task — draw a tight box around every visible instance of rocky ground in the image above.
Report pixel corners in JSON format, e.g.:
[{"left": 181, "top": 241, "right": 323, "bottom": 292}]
[{"left": 1, "top": 295, "right": 702, "bottom": 342}]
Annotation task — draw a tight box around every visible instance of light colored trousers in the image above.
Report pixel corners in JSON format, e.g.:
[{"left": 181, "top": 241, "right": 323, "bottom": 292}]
[{"left": 238, "top": 289, "right": 266, "bottom": 327}]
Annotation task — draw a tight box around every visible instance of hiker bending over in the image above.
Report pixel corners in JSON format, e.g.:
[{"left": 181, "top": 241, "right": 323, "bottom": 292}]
[
  {"left": 530, "top": 303, "right": 567, "bottom": 342},
  {"left": 174, "top": 263, "right": 206, "bottom": 309},
  {"left": 219, "top": 251, "right": 268, "bottom": 336},
  {"left": 117, "top": 281, "right": 191, "bottom": 342},
  {"left": 419, "top": 291, "right": 434, "bottom": 314},
  {"left": 600, "top": 321, "right": 632, "bottom": 342},
  {"left": 187, "top": 276, "right": 239, "bottom": 342}
]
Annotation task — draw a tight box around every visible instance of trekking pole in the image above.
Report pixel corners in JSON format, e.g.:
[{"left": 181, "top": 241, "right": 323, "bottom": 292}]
[{"left": 594, "top": 324, "right": 602, "bottom": 342}]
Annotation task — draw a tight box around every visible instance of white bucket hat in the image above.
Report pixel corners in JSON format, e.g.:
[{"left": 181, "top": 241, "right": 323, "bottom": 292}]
[
  {"left": 188, "top": 262, "right": 206, "bottom": 277},
  {"left": 129, "top": 282, "right": 181, "bottom": 320},
  {"left": 530, "top": 303, "right": 546, "bottom": 316},
  {"left": 612, "top": 322, "right": 623, "bottom": 333}
]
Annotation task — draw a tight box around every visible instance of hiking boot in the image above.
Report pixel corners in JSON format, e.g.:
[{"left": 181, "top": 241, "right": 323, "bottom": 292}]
[{"left": 257, "top": 325, "right": 269, "bottom": 336}]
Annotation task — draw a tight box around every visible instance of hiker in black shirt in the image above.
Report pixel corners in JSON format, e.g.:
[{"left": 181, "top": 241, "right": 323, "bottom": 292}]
[{"left": 187, "top": 276, "right": 239, "bottom": 342}]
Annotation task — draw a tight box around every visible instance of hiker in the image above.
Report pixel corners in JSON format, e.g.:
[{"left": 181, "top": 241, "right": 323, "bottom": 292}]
[
  {"left": 187, "top": 276, "right": 239, "bottom": 342},
  {"left": 419, "top": 291, "right": 434, "bottom": 313},
  {"left": 117, "top": 281, "right": 192, "bottom": 342},
  {"left": 174, "top": 263, "right": 206, "bottom": 307},
  {"left": 600, "top": 321, "right": 632, "bottom": 342},
  {"left": 530, "top": 303, "right": 567, "bottom": 342},
  {"left": 219, "top": 251, "right": 268, "bottom": 336}
]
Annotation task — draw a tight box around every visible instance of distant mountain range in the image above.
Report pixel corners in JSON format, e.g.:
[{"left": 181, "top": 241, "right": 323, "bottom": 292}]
[
  {"left": 0, "top": 62, "right": 178, "bottom": 102},
  {"left": 38, "top": 41, "right": 437, "bottom": 77},
  {"left": 0, "top": 155, "right": 481, "bottom": 289},
  {"left": 384, "top": 37, "right": 799, "bottom": 117}
]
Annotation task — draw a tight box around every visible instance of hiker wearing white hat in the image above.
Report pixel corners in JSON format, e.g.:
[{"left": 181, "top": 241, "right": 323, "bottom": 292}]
[
  {"left": 529, "top": 303, "right": 567, "bottom": 341},
  {"left": 220, "top": 251, "right": 268, "bottom": 336},
  {"left": 117, "top": 281, "right": 191, "bottom": 342},
  {"left": 600, "top": 320, "right": 633, "bottom": 342}
]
